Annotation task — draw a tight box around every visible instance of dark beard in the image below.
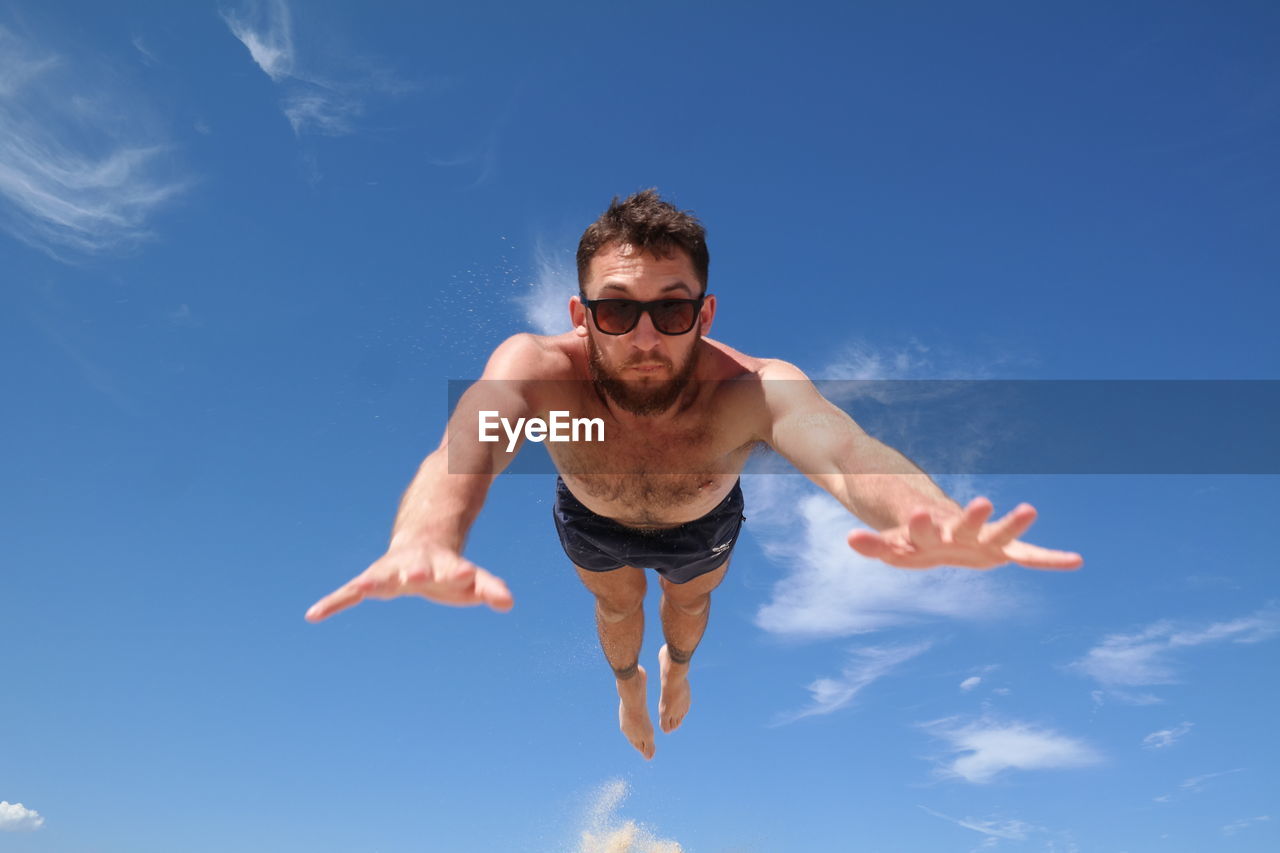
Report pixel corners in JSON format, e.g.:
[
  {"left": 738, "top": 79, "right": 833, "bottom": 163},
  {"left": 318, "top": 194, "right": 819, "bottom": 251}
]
[{"left": 587, "top": 334, "right": 701, "bottom": 416}]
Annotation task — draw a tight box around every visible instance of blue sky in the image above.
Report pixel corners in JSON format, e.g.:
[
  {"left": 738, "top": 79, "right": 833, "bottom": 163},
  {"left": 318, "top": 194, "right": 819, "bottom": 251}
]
[{"left": 2, "top": 1, "right": 1278, "bottom": 851}]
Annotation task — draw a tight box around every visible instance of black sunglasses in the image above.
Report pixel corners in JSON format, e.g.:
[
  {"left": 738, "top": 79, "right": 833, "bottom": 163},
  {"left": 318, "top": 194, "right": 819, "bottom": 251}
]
[{"left": 580, "top": 296, "right": 706, "bottom": 336}]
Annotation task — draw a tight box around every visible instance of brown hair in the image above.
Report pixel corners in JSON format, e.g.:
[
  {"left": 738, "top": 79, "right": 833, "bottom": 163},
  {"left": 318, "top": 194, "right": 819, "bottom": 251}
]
[{"left": 576, "top": 189, "right": 709, "bottom": 295}]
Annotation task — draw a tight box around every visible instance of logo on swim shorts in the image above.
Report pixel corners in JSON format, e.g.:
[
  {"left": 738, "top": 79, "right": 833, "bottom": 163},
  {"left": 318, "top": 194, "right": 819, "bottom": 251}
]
[{"left": 710, "top": 540, "right": 733, "bottom": 555}]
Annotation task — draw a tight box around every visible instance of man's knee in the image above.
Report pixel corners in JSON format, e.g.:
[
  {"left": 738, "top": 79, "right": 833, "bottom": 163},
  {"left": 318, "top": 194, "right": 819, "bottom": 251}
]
[
  {"left": 596, "top": 592, "right": 644, "bottom": 623},
  {"left": 612, "top": 660, "right": 640, "bottom": 680},
  {"left": 665, "top": 645, "right": 693, "bottom": 665},
  {"left": 577, "top": 565, "right": 646, "bottom": 622},
  {"left": 664, "top": 590, "right": 710, "bottom": 618}
]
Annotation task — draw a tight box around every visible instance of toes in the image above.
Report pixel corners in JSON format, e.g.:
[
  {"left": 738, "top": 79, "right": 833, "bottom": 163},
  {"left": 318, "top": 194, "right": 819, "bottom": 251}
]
[
  {"left": 628, "top": 734, "right": 653, "bottom": 757},
  {"left": 630, "top": 736, "right": 654, "bottom": 759}
]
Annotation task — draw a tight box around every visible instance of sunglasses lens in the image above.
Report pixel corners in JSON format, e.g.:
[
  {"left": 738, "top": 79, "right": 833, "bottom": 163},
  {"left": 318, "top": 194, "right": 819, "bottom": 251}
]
[
  {"left": 593, "top": 301, "right": 640, "bottom": 334},
  {"left": 588, "top": 298, "right": 702, "bottom": 335},
  {"left": 652, "top": 300, "right": 698, "bottom": 334}
]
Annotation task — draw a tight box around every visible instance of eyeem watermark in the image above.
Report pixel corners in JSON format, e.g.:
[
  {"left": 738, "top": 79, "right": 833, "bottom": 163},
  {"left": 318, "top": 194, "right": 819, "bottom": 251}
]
[
  {"left": 450, "top": 380, "right": 1280, "bottom": 474},
  {"left": 478, "top": 410, "right": 605, "bottom": 453}
]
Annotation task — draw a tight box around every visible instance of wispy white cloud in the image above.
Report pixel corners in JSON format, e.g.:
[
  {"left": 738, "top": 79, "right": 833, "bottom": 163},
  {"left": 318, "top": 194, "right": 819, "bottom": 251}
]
[
  {"left": 26, "top": 309, "right": 137, "bottom": 413},
  {"left": 221, "top": 0, "right": 417, "bottom": 137},
  {"left": 1152, "top": 767, "right": 1245, "bottom": 804},
  {"left": 169, "top": 303, "right": 198, "bottom": 327},
  {"left": 1070, "top": 606, "right": 1280, "bottom": 702},
  {"left": 281, "top": 89, "right": 361, "bottom": 136},
  {"left": 1222, "top": 815, "right": 1270, "bottom": 836},
  {"left": 130, "top": 34, "right": 158, "bottom": 66},
  {"left": 1142, "top": 721, "right": 1192, "bottom": 749},
  {"left": 427, "top": 128, "right": 501, "bottom": 189},
  {"left": 919, "top": 805, "right": 1082, "bottom": 853},
  {"left": 919, "top": 805, "right": 1037, "bottom": 841},
  {"left": 0, "top": 30, "right": 57, "bottom": 96},
  {"left": 960, "top": 676, "right": 982, "bottom": 691},
  {"left": 750, "top": 483, "right": 1020, "bottom": 638},
  {"left": 1180, "top": 767, "right": 1244, "bottom": 793},
  {"left": 0, "top": 801, "right": 44, "bottom": 832},
  {"left": 1169, "top": 612, "right": 1280, "bottom": 645},
  {"left": 747, "top": 342, "right": 1033, "bottom": 639},
  {"left": 576, "top": 779, "right": 682, "bottom": 853},
  {"left": 922, "top": 716, "right": 1103, "bottom": 784},
  {"left": 774, "top": 641, "right": 932, "bottom": 724},
  {"left": 820, "top": 338, "right": 1023, "bottom": 383},
  {"left": 0, "top": 24, "right": 188, "bottom": 259},
  {"left": 1042, "top": 841, "right": 1081, "bottom": 853},
  {"left": 518, "top": 239, "right": 576, "bottom": 334},
  {"left": 811, "top": 337, "right": 1054, "bottom": 507},
  {"left": 221, "top": 0, "right": 294, "bottom": 81},
  {"left": 816, "top": 338, "right": 997, "bottom": 468},
  {"left": 824, "top": 339, "right": 934, "bottom": 381}
]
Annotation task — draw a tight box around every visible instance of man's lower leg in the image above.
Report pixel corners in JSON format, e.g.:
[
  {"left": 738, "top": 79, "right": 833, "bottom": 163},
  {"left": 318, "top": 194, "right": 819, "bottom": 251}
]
[
  {"left": 594, "top": 598, "right": 656, "bottom": 760},
  {"left": 657, "top": 591, "right": 710, "bottom": 733},
  {"left": 659, "top": 592, "right": 710, "bottom": 665},
  {"left": 595, "top": 599, "right": 644, "bottom": 679}
]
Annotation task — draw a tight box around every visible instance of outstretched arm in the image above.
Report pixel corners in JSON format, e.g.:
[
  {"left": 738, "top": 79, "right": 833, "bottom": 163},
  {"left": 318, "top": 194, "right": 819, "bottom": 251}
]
[
  {"left": 758, "top": 361, "right": 1082, "bottom": 571},
  {"left": 305, "top": 334, "right": 553, "bottom": 621}
]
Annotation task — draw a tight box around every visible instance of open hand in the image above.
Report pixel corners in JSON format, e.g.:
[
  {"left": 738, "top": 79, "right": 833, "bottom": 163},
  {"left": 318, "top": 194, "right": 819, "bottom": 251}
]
[
  {"left": 846, "top": 497, "right": 1083, "bottom": 571},
  {"left": 305, "top": 540, "right": 514, "bottom": 622}
]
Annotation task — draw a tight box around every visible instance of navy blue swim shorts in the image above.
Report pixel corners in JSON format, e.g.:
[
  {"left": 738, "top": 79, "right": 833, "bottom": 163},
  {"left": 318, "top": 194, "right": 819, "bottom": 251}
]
[{"left": 552, "top": 477, "right": 746, "bottom": 584}]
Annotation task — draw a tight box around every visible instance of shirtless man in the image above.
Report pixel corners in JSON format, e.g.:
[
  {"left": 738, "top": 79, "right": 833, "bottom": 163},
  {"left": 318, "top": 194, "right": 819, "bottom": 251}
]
[{"left": 305, "top": 190, "right": 1083, "bottom": 760}]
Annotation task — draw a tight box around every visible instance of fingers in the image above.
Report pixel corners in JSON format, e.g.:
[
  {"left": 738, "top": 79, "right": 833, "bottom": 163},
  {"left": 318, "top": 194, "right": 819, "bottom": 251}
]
[
  {"left": 1004, "top": 541, "right": 1084, "bottom": 571},
  {"left": 847, "top": 529, "right": 889, "bottom": 559},
  {"left": 848, "top": 529, "right": 934, "bottom": 569},
  {"left": 849, "top": 503, "right": 1082, "bottom": 574},
  {"left": 410, "top": 560, "right": 513, "bottom": 611},
  {"left": 951, "top": 498, "right": 993, "bottom": 542},
  {"left": 305, "top": 583, "right": 366, "bottom": 622},
  {"left": 306, "top": 552, "right": 515, "bottom": 622},
  {"left": 474, "top": 568, "right": 514, "bottom": 612},
  {"left": 982, "top": 503, "right": 1037, "bottom": 548},
  {"left": 908, "top": 509, "right": 944, "bottom": 550}
]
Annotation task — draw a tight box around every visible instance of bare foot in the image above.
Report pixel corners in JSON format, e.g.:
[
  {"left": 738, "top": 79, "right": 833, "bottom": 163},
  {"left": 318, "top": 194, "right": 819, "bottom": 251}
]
[
  {"left": 617, "top": 666, "right": 655, "bottom": 760},
  {"left": 658, "top": 644, "right": 692, "bottom": 734}
]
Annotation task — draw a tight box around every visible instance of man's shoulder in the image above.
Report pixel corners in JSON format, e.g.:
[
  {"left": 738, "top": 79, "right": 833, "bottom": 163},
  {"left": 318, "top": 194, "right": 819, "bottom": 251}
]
[
  {"left": 482, "top": 332, "right": 579, "bottom": 380},
  {"left": 700, "top": 339, "right": 806, "bottom": 383},
  {"left": 697, "top": 342, "right": 817, "bottom": 440}
]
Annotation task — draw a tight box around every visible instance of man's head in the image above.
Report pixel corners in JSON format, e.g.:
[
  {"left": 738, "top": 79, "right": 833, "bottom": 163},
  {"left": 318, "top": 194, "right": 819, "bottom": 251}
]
[
  {"left": 576, "top": 189, "right": 709, "bottom": 295},
  {"left": 570, "top": 190, "right": 715, "bottom": 416}
]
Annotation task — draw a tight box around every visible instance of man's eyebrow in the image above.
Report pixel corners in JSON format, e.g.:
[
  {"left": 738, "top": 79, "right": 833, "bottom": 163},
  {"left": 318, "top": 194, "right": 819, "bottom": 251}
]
[{"left": 598, "top": 280, "right": 696, "bottom": 296}]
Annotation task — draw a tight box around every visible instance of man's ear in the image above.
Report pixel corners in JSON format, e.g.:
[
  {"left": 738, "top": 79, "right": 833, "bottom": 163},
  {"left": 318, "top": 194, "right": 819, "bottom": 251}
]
[
  {"left": 569, "top": 295, "right": 589, "bottom": 337},
  {"left": 698, "top": 294, "right": 716, "bottom": 336}
]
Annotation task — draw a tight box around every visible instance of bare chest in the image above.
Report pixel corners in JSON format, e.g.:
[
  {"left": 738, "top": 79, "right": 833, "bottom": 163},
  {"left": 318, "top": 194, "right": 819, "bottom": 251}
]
[{"left": 546, "top": 403, "right": 755, "bottom": 526}]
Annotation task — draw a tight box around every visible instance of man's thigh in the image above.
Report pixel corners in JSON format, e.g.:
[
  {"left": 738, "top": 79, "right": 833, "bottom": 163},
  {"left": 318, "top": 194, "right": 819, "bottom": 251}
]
[
  {"left": 574, "top": 564, "right": 647, "bottom": 607},
  {"left": 659, "top": 559, "right": 729, "bottom": 605}
]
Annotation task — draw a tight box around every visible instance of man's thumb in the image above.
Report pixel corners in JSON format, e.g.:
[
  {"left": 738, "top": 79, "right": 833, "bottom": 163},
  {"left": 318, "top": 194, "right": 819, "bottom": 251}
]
[{"left": 474, "top": 568, "right": 514, "bottom": 612}]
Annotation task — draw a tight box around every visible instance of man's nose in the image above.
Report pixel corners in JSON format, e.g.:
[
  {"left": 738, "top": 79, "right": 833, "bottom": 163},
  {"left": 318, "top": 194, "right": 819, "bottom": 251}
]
[{"left": 627, "top": 309, "right": 662, "bottom": 349}]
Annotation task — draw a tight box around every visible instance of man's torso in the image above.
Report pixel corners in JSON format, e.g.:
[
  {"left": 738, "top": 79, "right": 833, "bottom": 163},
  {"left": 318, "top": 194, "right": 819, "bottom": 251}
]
[{"left": 521, "top": 333, "right": 772, "bottom": 528}]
